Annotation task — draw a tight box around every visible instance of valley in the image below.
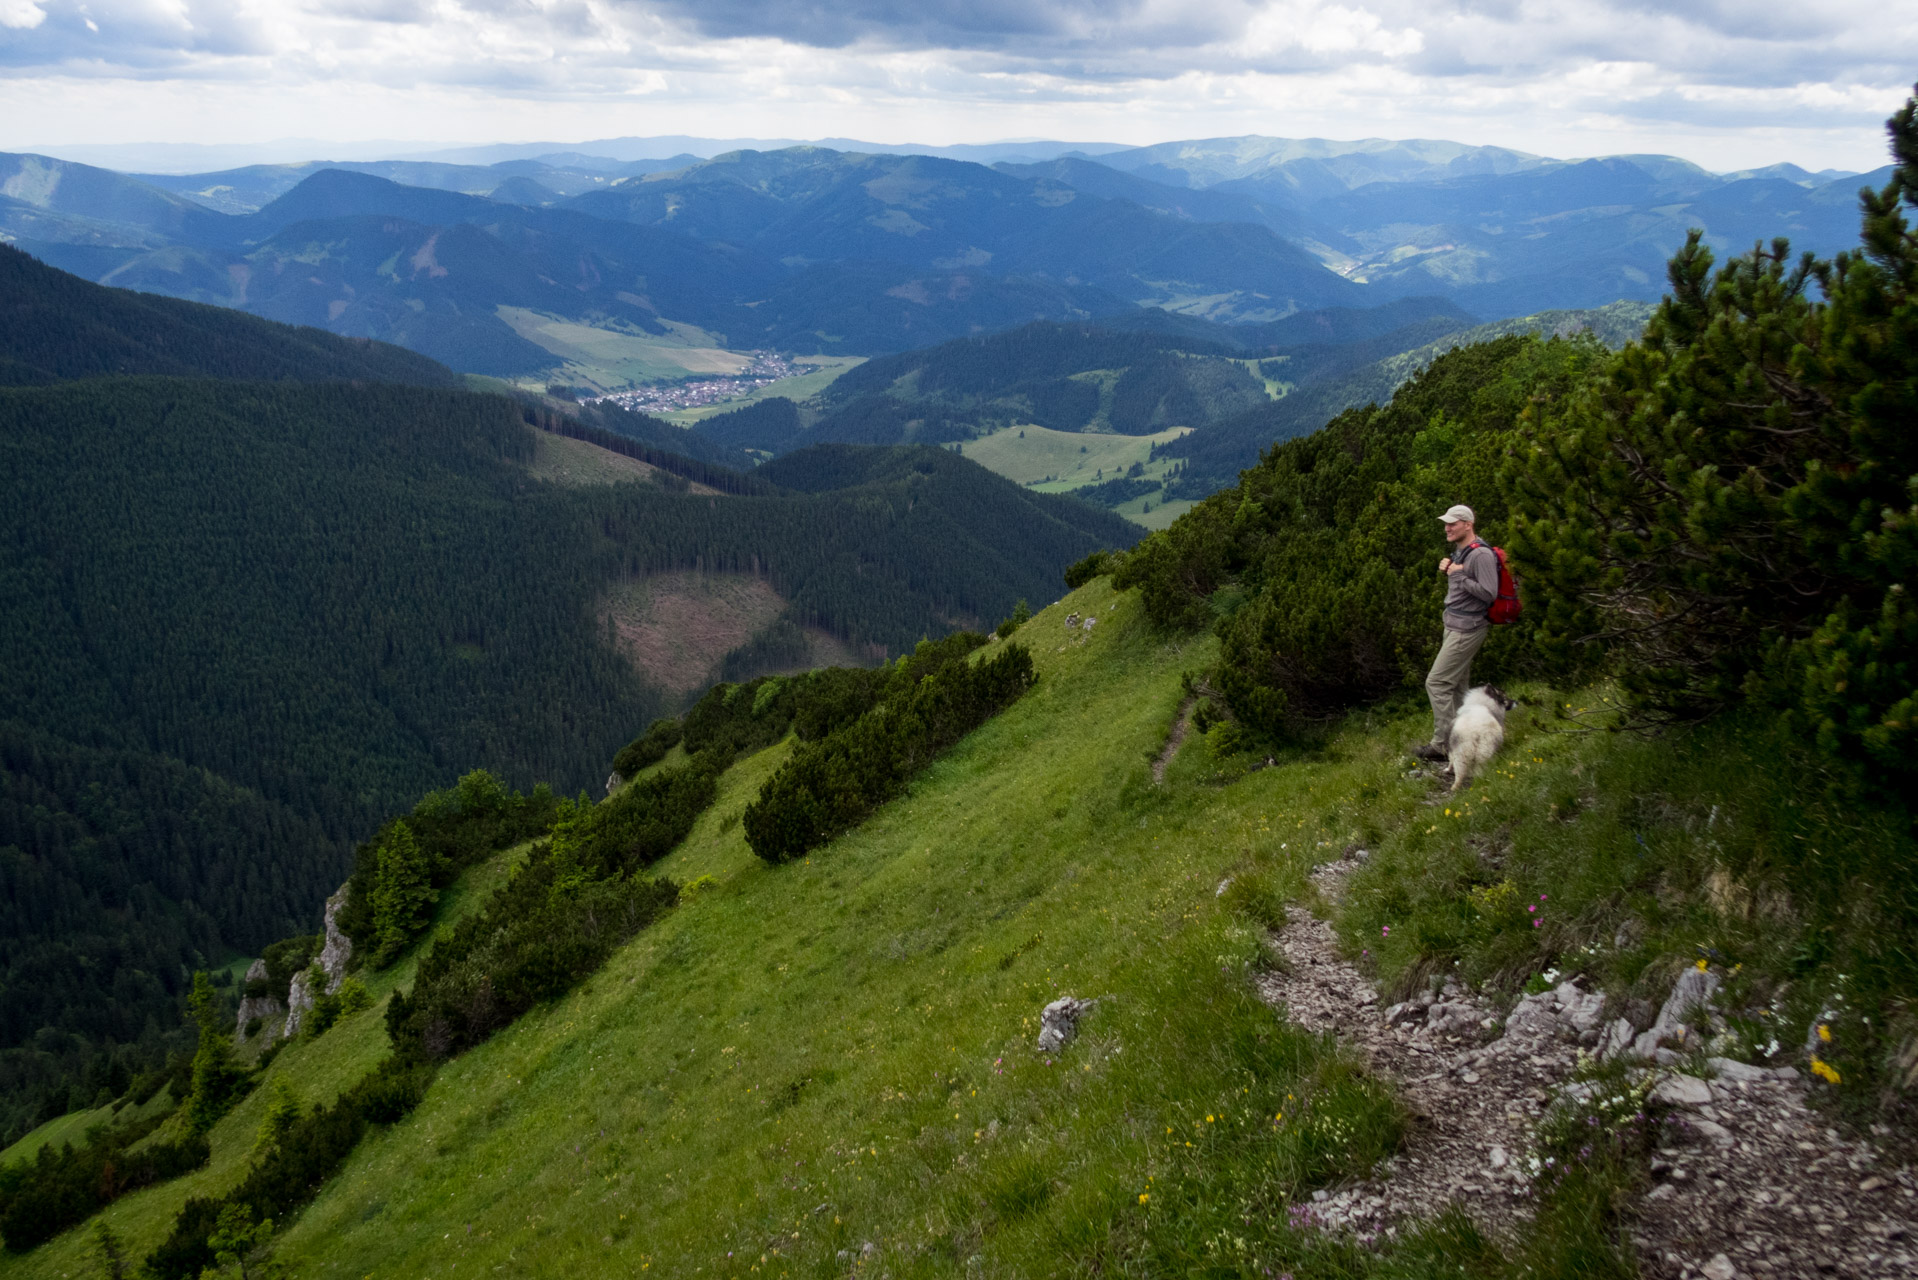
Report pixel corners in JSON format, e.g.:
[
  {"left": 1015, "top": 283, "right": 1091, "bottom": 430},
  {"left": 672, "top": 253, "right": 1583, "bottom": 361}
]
[
  {"left": 494, "top": 310, "right": 751, "bottom": 392},
  {"left": 960, "top": 422, "right": 1191, "bottom": 490},
  {"left": 3, "top": 88, "right": 1915, "bottom": 1280}
]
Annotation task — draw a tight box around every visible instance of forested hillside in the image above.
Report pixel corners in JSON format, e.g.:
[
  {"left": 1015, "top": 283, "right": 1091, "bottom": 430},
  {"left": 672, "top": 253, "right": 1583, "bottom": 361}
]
[
  {"left": 688, "top": 311, "right": 1489, "bottom": 519},
  {"left": 0, "top": 255, "right": 1135, "bottom": 1142},
  {"left": 0, "top": 244, "right": 457, "bottom": 387},
  {"left": 1153, "top": 300, "right": 1655, "bottom": 495}
]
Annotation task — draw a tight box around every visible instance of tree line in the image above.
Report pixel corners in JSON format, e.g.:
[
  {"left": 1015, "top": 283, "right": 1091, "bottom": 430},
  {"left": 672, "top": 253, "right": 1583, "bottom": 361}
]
[{"left": 0, "top": 373, "right": 1124, "bottom": 1141}]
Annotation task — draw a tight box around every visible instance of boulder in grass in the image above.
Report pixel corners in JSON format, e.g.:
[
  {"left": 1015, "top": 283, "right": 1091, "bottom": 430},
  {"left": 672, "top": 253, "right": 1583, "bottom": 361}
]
[{"left": 1037, "top": 996, "right": 1094, "bottom": 1053}]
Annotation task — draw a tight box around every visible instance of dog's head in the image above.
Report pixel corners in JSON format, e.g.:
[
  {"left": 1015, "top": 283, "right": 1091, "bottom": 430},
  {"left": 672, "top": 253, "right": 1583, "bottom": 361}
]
[{"left": 1480, "top": 684, "right": 1518, "bottom": 711}]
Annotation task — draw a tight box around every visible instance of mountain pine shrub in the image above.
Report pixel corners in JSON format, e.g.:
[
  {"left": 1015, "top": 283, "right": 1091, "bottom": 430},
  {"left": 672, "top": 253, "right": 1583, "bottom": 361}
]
[
  {"left": 1506, "top": 94, "right": 1918, "bottom": 791},
  {"left": 336, "top": 770, "right": 560, "bottom": 966},
  {"left": 743, "top": 641, "right": 1036, "bottom": 863},
  {"left": 384, "top": 755, "right": 718, "bottom": 1062},
  {"left": 0, "top": 1113, "right": 208, "bottom": 1252},
  {"left": 611, "top": 717, "right": 684, "bottom": 777},
  {"left": 1116, "top": 335, "right": 1597, "bottom": 735}
]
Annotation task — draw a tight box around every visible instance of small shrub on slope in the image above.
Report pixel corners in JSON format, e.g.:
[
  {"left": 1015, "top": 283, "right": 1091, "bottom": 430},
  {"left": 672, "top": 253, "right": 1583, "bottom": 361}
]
[
  {"left": 0, "top": 1115, "right": 208, "bottom": 1252},
  {"left": 335, "top": 769, "right": 561, "bottom": 966},
  {"left": 148, "top": 757, "right": 719, "bottom": 1277},
  {"left": 611, "top": 716, "right": 683, "bottom": 778},
  {"left": 743, "top": 641, "right": 1036, "bottom": 862}
]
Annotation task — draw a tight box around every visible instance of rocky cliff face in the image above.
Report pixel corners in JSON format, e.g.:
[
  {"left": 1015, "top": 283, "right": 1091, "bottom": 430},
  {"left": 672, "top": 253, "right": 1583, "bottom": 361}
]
[
  {"left": 233, "top": 957, "right": 287, "bottom": 1046},
  {"left": 317, "top": 884, "right": 353, "bottom": 989},
  {"left": 275, "top": 883, "right": 356, "bottom": 1040}
]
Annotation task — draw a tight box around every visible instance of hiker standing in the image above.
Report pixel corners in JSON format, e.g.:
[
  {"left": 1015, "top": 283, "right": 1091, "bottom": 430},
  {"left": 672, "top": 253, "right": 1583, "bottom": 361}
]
[{"left": 1414, "top": 504, "right": 1500, "bottom": 762}]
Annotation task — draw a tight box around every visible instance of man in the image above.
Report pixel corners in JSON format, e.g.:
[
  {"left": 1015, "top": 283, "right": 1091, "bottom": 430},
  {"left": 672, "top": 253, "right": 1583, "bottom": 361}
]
[{"left": 1412, "top": 504, "right": 1499, "bottom": 762}]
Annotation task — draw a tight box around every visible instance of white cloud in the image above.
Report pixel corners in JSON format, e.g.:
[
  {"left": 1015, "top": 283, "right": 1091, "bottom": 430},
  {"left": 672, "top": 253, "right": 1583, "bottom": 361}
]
[
  {"left": 0, "top": 0, "right": 47, "bottom": 28},
  {"left": 0, "top": 0, "right": 1908, "bottom": 172}
]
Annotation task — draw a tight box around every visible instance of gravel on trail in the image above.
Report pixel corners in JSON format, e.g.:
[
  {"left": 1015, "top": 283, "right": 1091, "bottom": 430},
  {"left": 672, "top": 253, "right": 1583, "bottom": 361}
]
[{"left": 1254, "top": 845, "right": 1917, "bottom": 1279}]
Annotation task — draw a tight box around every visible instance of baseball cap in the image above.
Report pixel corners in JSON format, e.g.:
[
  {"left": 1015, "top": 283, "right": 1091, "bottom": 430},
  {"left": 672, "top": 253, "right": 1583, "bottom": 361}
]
[{"left": 1438, "top": 504, "right": 1475, "bottom": 524}]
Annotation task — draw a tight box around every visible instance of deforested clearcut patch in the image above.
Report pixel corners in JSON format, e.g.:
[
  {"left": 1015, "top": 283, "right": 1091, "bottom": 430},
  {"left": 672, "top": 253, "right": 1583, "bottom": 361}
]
[{"left": 598, "top": 571, "right": 787, "bottom": 696}]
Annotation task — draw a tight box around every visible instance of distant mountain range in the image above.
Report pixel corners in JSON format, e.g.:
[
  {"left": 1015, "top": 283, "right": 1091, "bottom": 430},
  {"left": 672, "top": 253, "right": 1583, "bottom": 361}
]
[{"left": 0, "top": 132, "right": 1882, "bottom": 382}]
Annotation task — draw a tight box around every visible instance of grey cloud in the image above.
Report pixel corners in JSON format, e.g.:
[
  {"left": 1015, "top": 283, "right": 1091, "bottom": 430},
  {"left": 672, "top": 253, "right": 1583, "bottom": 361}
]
[
  {"left": 313, "top": 0, "right": 437, "bottom": 24},
  {"left": 623, "top": 0, "right": 1199, "bottom": 52},
  {"left": 0, "top": 0, "right": 275, "bottom": 69}
]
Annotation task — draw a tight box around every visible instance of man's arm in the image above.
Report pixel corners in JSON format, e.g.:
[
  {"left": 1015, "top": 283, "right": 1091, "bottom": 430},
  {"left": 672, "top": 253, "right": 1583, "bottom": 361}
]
[{"left": 1457, "top": 546, "right": 1498, "bottom": 604}]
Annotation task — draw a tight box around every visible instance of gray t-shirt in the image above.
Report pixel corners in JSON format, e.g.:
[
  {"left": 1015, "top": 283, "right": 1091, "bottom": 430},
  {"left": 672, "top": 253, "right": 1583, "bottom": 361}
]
[{"left": 1444, "top": 542, "right": 1499, "bottom": 632}]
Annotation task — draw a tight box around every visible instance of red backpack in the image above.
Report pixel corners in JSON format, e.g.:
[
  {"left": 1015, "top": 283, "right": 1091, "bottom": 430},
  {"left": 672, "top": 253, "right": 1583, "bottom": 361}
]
[{"left": 1465, "top": 540, "right": 1523, "bottom": 625}]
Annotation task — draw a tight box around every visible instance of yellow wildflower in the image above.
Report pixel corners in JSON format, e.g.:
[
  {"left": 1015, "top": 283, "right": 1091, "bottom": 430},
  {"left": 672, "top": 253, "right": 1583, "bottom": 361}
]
[
  {"left": 1818, "top": 1024, "right": 1832, "bottom": 1043},
  {"left": 1139, "top": 1193, "right": 1149, "bottom": 1204},
  {"left": 1810, "top": 1057, "right": 1842, "bottom": 1085}
]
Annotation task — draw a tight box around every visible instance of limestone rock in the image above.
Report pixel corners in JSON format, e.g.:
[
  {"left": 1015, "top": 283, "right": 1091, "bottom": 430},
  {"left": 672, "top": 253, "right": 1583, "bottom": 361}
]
[
  {"left": 316, "top": 884, "right": 353, "bottom": 993},
  {"left": 1554, "top": 982, "right": 1608, "bottom": 1034},
  {"left": 1426, "top": 1001, "right": 1482, "bottom": 1039},
  {"left": 1064, "top": 613, "right": 1081, "bottom": 630},
  {"left": 1655, "top": 967, "right": 1720, "bottom": 1033},
  {"left": 1036, "top": 996, "right": 1093, "bottom": 1053},
  {"left": 1598, "top": 1016, "right": 1636, "bottom": 1060},
  {"left": 1081, "top": 616, "right": 1097, "bottom": 632},
  {"left": 1701, "top": 1254, "right": 1736, "bottom": 1280},
  {"left": 1691, "top": 1118, "right": 1735, "bottom": 1146},
  {"left": 284, "top": 966, "right": 316, "bottom": 1039},
  {"left": 1707, "top": 1056, "right": 1796, "bottom": 1084},
  {"left": 1652, "top": 1074, "right": 1714, "bottom": 1108},
  {"left": 606, "top": 772, "right": 622, "bottom": 796},
  {"left": 233, "top": 958, "right": 286, "bottom": 1046},
  {"left": 283, "top": 881, "right": 354, "bottom": 1037},
  {"left": 1625, "top": 968, "right": 1723, "bottom": 1059}
]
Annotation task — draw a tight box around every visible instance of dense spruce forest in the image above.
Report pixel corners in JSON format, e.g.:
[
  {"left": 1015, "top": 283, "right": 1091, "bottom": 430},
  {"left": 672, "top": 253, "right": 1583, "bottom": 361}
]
[
  {"left": 0, "top": 256, "right": 1135, "bottom": 1142},
  {"left": 0, "top": 244, "right": 458, "bottom": 388}
]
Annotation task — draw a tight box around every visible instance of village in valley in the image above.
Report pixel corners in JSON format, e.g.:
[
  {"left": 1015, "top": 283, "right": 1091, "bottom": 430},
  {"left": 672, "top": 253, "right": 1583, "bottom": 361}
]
[{"left": 583, "top": 351, "right": 816, "bottom": 414}]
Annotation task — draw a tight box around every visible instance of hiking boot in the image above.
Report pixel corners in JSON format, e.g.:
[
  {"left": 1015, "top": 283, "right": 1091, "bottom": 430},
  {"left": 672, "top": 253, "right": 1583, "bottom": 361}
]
[{"left": 1409, "top": 743, "right": 1448, "bottom": 762}]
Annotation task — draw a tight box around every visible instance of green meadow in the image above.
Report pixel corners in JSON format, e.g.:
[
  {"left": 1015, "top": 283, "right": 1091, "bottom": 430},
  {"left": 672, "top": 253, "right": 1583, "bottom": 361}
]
[{"left": 9, "top": 576, "right": 1895, "bottom": 1279}]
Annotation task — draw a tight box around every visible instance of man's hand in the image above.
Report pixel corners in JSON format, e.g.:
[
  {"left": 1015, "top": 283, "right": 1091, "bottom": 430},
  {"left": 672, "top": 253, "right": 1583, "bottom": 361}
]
[{"left": 1441, "top": 558, "right": 1463, "bottom": 575}]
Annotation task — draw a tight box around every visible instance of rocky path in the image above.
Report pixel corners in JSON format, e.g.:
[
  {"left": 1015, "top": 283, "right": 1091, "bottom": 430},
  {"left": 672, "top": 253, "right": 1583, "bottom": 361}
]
[
  {"left": 1152, "top": 694, "right": 1197, "bottom": 785},
  {"left": 1254, "top": 847, "right": 1918, "bottom": 1278}
]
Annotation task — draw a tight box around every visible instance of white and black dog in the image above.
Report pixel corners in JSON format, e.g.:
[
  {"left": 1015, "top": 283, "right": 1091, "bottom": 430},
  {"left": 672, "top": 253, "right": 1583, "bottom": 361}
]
[{"left": 1447, "top": 685, "right": 1517, "bottom": 792}]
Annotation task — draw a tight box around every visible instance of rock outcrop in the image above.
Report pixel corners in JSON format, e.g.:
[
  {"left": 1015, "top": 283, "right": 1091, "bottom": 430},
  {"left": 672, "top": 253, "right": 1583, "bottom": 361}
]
[
  {"left": 1625, "top": 965, "right": 1721, "bottom": 1063},
  {"left": 316, "top": 884, "right": 353, "bottom": 991},
  {"left": 284, "top": 966, "right": 317, "bottom": 1039},
  {"left": 233, "top": 957, "right": 287, "bottom": 1045},
  {"left": 1036, "top": 996, "right": 1093, "bottom": 1053},
  {"left": 281, "top": 882, "right": 354, "bottom": 1039}
]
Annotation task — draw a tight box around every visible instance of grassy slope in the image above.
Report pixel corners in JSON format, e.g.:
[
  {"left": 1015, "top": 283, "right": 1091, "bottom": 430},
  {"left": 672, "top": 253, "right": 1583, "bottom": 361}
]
[
  {"left": 0, "top": 1087, "right": 177, "bottom": 1167},
  {"left": 15, "top": 575, "right": 1862, "bottom": 1277},
  {"left": 9, "top": 579, "right": 1516, "bottom": 1277},
  {"left": 1106, "top": 495, "right": 1196, "bottom": 531},
  {"left": 962, "top": 424, "right": 1188, "bottom": 489},
  {"left": 0, "top": 851, "right": 525, "bottom": 1280},
  {"left": 235, "top": 580, "right": 1443, "bottom": 1278}
]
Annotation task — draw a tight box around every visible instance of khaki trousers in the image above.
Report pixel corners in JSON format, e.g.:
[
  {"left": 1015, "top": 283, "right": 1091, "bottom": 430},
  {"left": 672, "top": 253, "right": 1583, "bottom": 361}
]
[{"left": 1426, "top": 625, "right": 1488, "bottom": 747}]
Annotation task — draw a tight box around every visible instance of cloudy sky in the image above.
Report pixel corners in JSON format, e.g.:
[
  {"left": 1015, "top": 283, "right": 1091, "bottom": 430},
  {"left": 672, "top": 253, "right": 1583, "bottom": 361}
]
[{"left": 1, "top": 0, "right": 1911, "bottom": 172}]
